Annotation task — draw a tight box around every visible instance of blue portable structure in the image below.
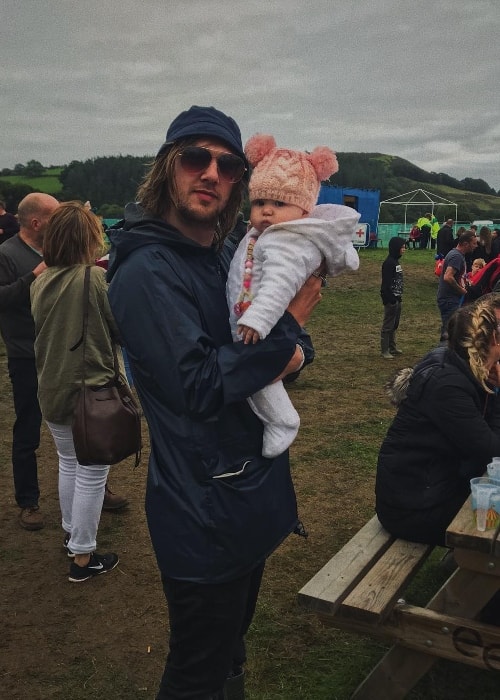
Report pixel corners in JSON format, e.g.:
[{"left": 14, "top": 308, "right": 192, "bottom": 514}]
[{"left": 317, "top": 184, "right": 380, "bottom": 246}]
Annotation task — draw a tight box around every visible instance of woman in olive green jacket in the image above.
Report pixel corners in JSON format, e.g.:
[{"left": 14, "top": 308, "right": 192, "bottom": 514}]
[{"left": 31, "top": 202, "right": 122, "bottom": 583}]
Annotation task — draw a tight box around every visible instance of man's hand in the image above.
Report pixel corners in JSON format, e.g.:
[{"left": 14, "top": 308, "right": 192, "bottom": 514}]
[
  {"left": 33, "top": 261, "right": 47, "bottom": 277},
  {"left": 286, "top": 261, "right": 326, "bottom": 327}
]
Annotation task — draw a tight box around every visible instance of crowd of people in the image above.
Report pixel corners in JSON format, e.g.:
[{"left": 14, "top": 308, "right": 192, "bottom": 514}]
[
  {"left": 381, "top": 220, "right": 500, "bottom": 356},
  {"left": 2, "top": 103, "right": 500, "bottom": 697}
]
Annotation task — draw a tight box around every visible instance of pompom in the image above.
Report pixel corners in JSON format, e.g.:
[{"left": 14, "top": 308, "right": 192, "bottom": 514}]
[
  {"left": 244, "top": 134, "right": 276, "bottom": 167},
  {"left": 308, "top": 146, "right": 338, "bottom": 181}
]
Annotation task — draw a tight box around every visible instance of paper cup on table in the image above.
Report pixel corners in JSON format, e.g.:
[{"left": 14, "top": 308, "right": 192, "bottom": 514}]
[{"left": 470, "top": 477, "right": 500, "bottom": 530}]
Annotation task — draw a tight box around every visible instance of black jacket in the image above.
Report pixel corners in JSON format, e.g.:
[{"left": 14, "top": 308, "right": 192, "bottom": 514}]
[
  {"left": 0, "top": 235, "right": 40, "bottom": 358},
  {"left": 107, "top": 205, "right": 307, "bottom": 583},
  {"left": 376, "top": 346, "right": 500, "bottom": 515},
  {"left": 380, "top": 237, "right": 405, "bottom": 305},
  {"left": 436, "top": 225, "right": 455, "bottom": 257}
]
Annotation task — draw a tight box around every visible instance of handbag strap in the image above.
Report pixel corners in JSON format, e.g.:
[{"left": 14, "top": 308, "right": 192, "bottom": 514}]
[{"left": 70, "top": 265, "right": 121, "bottom": 385}]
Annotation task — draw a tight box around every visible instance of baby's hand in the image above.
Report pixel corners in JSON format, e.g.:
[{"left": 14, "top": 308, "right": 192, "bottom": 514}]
[{"left": 237, "top": 324, "right": 260, "bottom": 345}]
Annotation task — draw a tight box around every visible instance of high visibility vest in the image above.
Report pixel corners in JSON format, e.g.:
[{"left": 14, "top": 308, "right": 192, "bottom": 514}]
[{"left": 430, "top": 217, "right": 440, "bottom": 239}]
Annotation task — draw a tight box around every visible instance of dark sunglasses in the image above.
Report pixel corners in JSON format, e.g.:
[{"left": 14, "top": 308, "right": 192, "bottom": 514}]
[{"left": 177, "top": 146, "right": 247, "bottom": 183}]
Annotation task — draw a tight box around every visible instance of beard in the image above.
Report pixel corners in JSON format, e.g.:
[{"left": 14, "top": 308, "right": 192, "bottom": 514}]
[{"left": 175, "top": 201, "right": 220, "bottom": 229}]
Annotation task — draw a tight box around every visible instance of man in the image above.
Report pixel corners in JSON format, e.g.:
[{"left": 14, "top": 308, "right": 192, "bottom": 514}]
[
  {"left": 0, "top": 193, "right": 127, "bottom": 531},
  {"left": 0, "top": 193, "right": 58, "bottom": 529},
  {"left": 107, "top": 106, "right": 321, "bottom": 700},
  {"left": 437, "top": 230, "right": 477, "bottom": 341},
  {"left": 417, "top": 212, "right": 432, "bottom": 249},
  {"left": 436, "top": 218, "right": 455, "bottom": 258},
  {"left": 0, "top": 200, "right": 20, "bottom": 244}
]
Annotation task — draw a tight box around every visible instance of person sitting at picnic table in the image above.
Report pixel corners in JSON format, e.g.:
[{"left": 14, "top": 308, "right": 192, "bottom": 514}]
[
  {"left": 375, "top": 294, "right": 500, "bottom": 547},
  {"left": 408, "top": 224, "right": 421, "bottom": 249}
]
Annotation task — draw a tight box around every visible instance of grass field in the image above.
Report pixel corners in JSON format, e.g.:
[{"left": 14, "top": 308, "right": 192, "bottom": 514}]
[{"left": 1, "top": 247, "right": 500, "bottom": 699}]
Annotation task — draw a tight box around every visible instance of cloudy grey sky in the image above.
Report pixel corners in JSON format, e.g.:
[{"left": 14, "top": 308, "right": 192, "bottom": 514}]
[{"left": 2, "top": 0, "right": 500, "bottom": 188}]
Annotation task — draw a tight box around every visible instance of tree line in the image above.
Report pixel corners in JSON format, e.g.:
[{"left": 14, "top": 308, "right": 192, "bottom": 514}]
[{"left": 1, "top": 153, "right": 499, "bottom": 222}]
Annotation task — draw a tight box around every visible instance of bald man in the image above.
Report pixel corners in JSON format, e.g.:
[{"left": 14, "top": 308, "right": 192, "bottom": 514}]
[{"left": 0, "top": 193, "right": 59, "bottom": 529}]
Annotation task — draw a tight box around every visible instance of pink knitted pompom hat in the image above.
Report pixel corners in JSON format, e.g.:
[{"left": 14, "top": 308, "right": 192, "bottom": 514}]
[{"left": 245, "top": 134, "right": 339, "bottom": 214}]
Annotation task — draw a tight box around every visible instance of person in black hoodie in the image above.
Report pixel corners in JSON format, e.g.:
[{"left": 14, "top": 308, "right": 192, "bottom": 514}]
[
  {"left": 380, "top": 236, "right": 406, "bottom": 359},
  {"left": 376, "top": 294, "right": 500, "bottom": 546}
]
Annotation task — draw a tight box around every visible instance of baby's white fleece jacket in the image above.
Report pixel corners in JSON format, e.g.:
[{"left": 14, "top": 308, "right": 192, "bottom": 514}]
[{"left": 228, "top": 204, "right": 360, "bottom": 340}]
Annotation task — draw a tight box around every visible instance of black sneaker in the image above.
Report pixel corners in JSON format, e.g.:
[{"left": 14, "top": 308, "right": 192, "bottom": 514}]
[
  {"left": 63, "top": 533, "right": 75, "bottom": 558},
  {"left": 68, "top": 552, "right": 119, "bottom": 583}
]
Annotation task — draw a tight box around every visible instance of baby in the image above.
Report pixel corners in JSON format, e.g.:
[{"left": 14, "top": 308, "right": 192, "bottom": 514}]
[{"left": 227, "top": 134, "right": 360, "bottom": 457}]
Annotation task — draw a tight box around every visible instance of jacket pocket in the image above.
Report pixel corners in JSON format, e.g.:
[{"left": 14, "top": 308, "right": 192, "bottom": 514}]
[{"left": 211, "top": 459, "right": 252, "bottom": 480}]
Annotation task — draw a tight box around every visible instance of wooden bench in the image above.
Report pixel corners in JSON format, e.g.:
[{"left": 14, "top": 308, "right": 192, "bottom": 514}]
[
  {"left": 298, "top": 515, "right": 434, "bottom": 698},
  {"left": 299, "top": 515, "right": 432, "bottom": 624}
]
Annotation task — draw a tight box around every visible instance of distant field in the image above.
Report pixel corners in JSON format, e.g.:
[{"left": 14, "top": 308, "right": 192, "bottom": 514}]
[{"left": 0, "top": 168, "right": 62, "bottom": 195}]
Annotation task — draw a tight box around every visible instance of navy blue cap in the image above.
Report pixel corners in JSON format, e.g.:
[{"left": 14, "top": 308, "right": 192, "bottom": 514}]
[{"left": 156, "top": 105, "right": 247, "bottom": 167}]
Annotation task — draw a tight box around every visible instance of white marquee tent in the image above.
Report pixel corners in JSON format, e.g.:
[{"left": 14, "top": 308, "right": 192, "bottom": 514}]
[{"left": 378, "top": 188, "right": 458, "bottom": 231}]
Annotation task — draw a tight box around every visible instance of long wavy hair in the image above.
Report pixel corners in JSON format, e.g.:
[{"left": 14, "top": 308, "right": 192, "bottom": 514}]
[
  {"left": 448, "top": 293, "right": 500, "bottom": 391},
  {"left": 136, "top": 137, "right": 246, "bottom": 249}
]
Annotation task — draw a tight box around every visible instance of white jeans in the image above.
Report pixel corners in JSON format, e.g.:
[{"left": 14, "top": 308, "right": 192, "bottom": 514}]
[{"left": 46, "top": 422, "right": 110, "bottom": 554}]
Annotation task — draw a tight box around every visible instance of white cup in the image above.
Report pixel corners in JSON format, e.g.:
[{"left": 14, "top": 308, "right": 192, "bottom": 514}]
[
  {"left": 487, "top": 462, "right": 500, "bottom": 479},
  {"left": 475, "top": 485, "right": 491, "bottom": 531}
]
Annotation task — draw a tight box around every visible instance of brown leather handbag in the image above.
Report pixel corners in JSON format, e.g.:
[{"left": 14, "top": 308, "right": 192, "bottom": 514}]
[{"left": 71, "top": 266, "right": 141, "bottom": 467}]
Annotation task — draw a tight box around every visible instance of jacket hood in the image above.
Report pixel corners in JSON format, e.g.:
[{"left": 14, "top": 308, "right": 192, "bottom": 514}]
[
  {"left": 258, "top": 203, "right": 360, "bottom": 275},
  {"left": 388, "top": 236, "right": 406, "bottom": 259},
  {"left": 385, "top": 345, "right": 478, "bottom": 406},
  {"left": 106, "top": 202, "right": 208, "bottom": 282}
]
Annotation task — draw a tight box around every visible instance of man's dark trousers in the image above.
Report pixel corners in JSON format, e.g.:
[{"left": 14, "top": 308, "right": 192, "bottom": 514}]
[
  {"left": 156, "top": 562, "right": 265, "bottom": 699},
  {"left": 7, "top": 357, "right": 41, "bottom": 508}
]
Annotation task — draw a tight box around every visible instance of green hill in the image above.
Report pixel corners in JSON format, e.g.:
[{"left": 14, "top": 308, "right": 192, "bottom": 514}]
[{"left": 331, "top": 153, "right": 500, "bottom": 221}]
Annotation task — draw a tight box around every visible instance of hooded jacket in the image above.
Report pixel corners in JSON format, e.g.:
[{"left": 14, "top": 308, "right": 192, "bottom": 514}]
[
  {"left": 107, "top": 204, "right": 304, "bottom": 583},
  {"left": 376, "top": 345, "right": 500, "bottom": 517},
  {"left": 436, "top": 223, "right": 455, "bottom": 257},
  {"left": 380, "top": 237, "right": 405, "bottom": 305}
]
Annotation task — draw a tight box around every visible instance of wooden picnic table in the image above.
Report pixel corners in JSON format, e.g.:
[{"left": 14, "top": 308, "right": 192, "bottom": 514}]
[{"left": 298, "top": 499, "right": 500, "bottom": 699}]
